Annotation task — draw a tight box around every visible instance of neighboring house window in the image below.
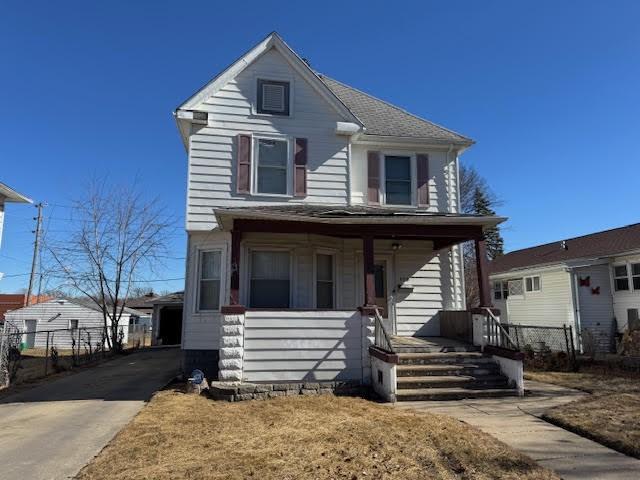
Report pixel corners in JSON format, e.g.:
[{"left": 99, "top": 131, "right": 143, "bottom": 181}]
[
  {"left": 493, "top": 281, "right": 509, "bottom": 300},
  {"left": 250, "top": 251, "right": 290, "bottom": 308},
  {"left": 198, "top": 251, "right": 221, "bottom": 311},
  {"left": 632, "top": 263, "right": 640, "bottom": 290},
  {"left": 316, "top": 253, "right": 335, "bottom": 309},
  {"left": 613, "top": 265, "right": 630, "bottom": 291},
  {"left": 69, "top": 319, "right": 79, "bottom": 331},
  {"left": 525, "top": 276, "right": 541, "bottom": 292},
  {"left": 508, "top": 279, "right": 524, "bottom": 296},
  {"left": 254, "top": 137, "right": 290, "bottom": 195},
  {"left": 384, "top": 155, "right": 412, "bottom": 205},
  {"left": 256, "top": 79, "right": 290, "bottom": 116}
]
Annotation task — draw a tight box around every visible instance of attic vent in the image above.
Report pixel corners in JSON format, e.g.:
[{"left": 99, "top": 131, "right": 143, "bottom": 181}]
[
  {"left": 193, "top": 111, "right": 208, "bottom": 122},
  {"left": 561, "top": 240, "right": 568, "bottom": 250},
  {"left": 257, "top": 79, "right": 290, "bottom": 115}
]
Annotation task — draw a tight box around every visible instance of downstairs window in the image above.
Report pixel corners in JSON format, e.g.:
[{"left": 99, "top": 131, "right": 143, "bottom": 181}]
[{"left": 250, "top": 251, "right": 290, "bottom": 308}]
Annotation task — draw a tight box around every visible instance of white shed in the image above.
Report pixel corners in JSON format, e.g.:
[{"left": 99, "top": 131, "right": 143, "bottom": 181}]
[{"left": 3, "top": 298, "right": 139, "bottom": 349}]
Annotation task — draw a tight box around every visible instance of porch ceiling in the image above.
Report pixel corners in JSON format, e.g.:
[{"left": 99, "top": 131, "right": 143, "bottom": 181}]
[{"left": 213, "top": 205, "right": 504, "bottom": 241}]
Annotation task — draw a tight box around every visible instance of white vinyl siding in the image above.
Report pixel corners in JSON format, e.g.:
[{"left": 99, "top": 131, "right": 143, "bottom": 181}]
[
  {"left": 3, "top": 300, "right": 130, "bottom": 349},
  {"left": 243, "top": 311, "right": 365, "bottom": 382},
  {"left": 610, "top": 254, "right": 640, "bottom": 333},
  {"left": 491, "top": 268, "right": 574, "bottom": 329},
  {"left": 186, "top": 48, "right": 349, "bottom": 230}
]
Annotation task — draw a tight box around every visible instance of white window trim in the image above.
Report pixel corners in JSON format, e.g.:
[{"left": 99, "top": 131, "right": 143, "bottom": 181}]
[
  {"left": 251, "top": 75, "right": 295, "bottom": 118},
  {"left": 380, "top": 152, "right": 417, "bottom": 207},
  {"left": 195, "top": 247, "right": 227, "bottom": 314},
  {"left": 612, "top": 262, "right": 632, "bottom": 292},
  {"left": 524, "top": 275, "right": 542, "bottom": 294},
  {"left": 246, "top": 247, "right": 294, "bottom": 308},
  {"left": 313, "top": 249, "right": 337, "bottom": 309},
  {"left": 250, "top": 134, "right": 294, "bottom": 198}
]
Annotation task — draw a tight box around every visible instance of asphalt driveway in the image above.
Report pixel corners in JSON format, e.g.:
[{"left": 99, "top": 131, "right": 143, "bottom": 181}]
[{"left": 0, "top": 347, "right": 180, "bottom": 480}]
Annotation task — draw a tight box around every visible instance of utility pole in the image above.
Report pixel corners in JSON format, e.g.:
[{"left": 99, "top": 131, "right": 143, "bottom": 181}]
[{"left": 26, "top": 202, "right": 44, "bottom": 306}]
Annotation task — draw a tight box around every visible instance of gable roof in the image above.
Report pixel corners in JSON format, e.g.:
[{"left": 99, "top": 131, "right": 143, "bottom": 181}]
[
  {"left": 490, "top": 223, "right": 640, "bottom": 275},
  {"left": 175, "top": 32, "right": 472, "bottom": 145},
  {"left": 0, "top": 182, "right": 32, "bottom": 203},
  {"left": 318, "top": 75, "right": 472, "bottom": 145}
]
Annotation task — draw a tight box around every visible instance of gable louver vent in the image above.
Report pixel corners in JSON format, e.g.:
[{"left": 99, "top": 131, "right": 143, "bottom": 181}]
[{"left": 257, "top": 79, "right": 290, "bottom": 115}]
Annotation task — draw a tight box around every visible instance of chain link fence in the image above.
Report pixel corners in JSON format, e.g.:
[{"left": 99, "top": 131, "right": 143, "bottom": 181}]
[
  {"left": 1, "top": 320, "right": 148, "bottom": 389},
  {"left": 502, "top": 323, "right": 577, "bottom": 370}
]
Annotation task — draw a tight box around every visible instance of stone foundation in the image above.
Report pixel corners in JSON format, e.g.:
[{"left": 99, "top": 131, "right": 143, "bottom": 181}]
[
  {"left": 208, "top": 381, "right": 365, "bottom": 402},
  {"left": 182, "top": 349, "right": 219, "bottom": 380}
]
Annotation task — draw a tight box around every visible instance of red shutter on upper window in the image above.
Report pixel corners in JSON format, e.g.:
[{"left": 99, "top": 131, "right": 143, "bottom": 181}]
[
  {"left": 236, "top": 134, "right": 251, "bottom": 194},
  {"left": 367, "top": 151, "right": 380, "bottom": 204},
  {"left": 416, "top": 153, "right": 429, "bottom": 206},
  {"left": 294, "top": 138, "right": 308, "bottom": 197}
]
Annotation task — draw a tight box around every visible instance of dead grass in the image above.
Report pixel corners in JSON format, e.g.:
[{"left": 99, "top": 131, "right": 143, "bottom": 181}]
[
  {"left": 77, "top": 389, "right": 558, "bottom": 480},
  {"left": 526, "top": 367, "right": 640, "bottom": 458}
]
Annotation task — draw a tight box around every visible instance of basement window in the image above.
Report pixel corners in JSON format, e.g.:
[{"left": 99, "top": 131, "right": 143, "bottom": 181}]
[
  {"left": 257, "top": 79, "right": 290, "bottom": 116},
  {"left": 614, "top": 265, "right": 630, "bottom": 291}
]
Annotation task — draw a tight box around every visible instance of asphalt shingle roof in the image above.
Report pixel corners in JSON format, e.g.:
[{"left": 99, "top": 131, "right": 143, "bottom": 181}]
[
  {"left": 318, "top": 75, "right": 473, "bottom": 144},
  {"left": 490, "top": 223, "right": 640, "bottom": 274}
]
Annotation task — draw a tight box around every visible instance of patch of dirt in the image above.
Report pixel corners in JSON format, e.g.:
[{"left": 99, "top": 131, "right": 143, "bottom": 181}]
[{"left": 77, "top": 390, "right": 558, "bottom": 480}]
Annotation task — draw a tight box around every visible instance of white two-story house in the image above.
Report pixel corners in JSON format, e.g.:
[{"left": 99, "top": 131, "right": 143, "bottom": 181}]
[{"left": 174, "top": 33, "right": 516, "bottom": 401}]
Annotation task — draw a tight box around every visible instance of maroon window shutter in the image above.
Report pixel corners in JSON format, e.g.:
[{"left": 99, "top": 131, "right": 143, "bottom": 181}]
[
  {"left": 417, "top": 153, "right": 429, "bottom": 206},
  {"left": 294, "top": 138, "right": 308, "bottom": 197},
  {"left": 236, "top": 134, "right": 251, "bottom": 194},
  {"left": 367, "top": 151, "right": 380, "bottom": 204}
]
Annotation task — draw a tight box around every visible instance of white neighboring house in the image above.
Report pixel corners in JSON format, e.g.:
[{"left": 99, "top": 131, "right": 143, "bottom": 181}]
[
  {"left": 174, "top": 32, "right": 519, "bottom": 401},
  {"left": 0, "top": 182, "right": 32, "bottom": 251},
  {"left": 3, "top": 298, "right": 141, "bottom": 349},
  {"left": 490, "top": 223, "right": 640, "bottom": 353}
]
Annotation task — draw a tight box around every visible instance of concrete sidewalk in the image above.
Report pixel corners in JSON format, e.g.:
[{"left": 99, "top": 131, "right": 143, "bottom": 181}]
[
  {"left": 0, "top": 348, "right": 180, "bottom": 480},
  {"left": 395, "top": 380, "right": 640, "bottom": 480}
]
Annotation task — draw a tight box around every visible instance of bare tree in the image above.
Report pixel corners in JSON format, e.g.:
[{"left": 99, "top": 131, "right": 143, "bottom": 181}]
[
  {"left": 47, "top": 181, "right": 173, "bottom": 351},
  {"left": 459, "top": 164, "right": 504, "bottom": 307}
]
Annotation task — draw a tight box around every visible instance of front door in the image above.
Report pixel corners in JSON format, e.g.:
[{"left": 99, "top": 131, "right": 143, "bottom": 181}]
[
  {"left": 374, "top": 260, "right": 388, "bottom": 318},
  {"left": 24, "top": 320, "right": 37, "bottom": 349}
]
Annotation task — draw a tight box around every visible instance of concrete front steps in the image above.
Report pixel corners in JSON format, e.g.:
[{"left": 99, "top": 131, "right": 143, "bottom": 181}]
[{"left": 395, "top": 350, "right": 519, "bottom": 401}]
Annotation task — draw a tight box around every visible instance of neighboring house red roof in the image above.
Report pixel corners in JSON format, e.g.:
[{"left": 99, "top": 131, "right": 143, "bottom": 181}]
[
  {"left": 0, "top": 294, "right": 53, "bottom": 321},
  {"left": 490, "top": 223, "right": 640, "bottom": 275}
]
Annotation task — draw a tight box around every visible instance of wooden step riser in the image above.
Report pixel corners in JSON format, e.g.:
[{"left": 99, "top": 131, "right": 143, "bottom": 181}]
[
  {"left": 397, "top": 379, "right": 508, "bottom": 390},
  {"left": 397, "top": 366, "right": 500, "bottom": 377},
  {"left": 396, "top": 390, "right": 519, "bottom": 402}
]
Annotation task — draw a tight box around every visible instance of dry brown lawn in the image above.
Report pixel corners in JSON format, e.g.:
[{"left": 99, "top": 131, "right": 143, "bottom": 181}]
[
  {"left": 526, "top": 367, "right": 640, "bottom": 458},
  {"left": 77, "top": 389, "right": 558, "bottom": 480}
]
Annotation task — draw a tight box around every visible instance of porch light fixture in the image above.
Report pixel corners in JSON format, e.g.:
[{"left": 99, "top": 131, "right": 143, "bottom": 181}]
[{"left": 392, "top": 243, "right": 402, "bottom": 251}]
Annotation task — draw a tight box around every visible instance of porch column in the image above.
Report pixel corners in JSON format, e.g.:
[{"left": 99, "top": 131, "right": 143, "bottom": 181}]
[
  {"left": 230, "top": 229, "right": 242, "bottom": 305},
  {"left": 363, "top": 235, "right": 376, "bottom": 306},
  {"left": 474, "top": 237, "right": 491, "bottom": 307}
]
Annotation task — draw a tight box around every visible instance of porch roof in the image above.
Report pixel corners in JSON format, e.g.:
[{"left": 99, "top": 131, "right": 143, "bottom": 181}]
[{"left": 213, "top": 205, "right": 505, "bottom": 233}]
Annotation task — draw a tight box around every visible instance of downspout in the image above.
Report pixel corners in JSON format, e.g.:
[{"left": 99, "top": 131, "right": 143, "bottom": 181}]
[
  {"left": 346, "top": 139, "right": 353, "bottom": 206},
  {"left": 570, "top": 269, "right": 583, "bottom": 352}
]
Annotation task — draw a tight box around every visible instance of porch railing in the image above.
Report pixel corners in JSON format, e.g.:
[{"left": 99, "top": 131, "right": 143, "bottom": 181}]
[
  {"left": 373, "top": 308, "right": 394, "bottom": 353},
  {"left": 483, "top": 307, "right": 519, "bottom": 351}
]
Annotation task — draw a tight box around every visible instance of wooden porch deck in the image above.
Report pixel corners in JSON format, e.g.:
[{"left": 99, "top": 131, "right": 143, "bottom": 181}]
[{"left": 389, "top": 336, "right": 479, "bottom": 353}]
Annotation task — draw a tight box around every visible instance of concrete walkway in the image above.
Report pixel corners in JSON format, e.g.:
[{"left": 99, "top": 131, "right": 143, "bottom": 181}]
[
  {"left": 395, "top": 380, "right": 640, "bottom": 479},
  {"left": 0, "top": 347, "right": 180, "bottom": 480}
]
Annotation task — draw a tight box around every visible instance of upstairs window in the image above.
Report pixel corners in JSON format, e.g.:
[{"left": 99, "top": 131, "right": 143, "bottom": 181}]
[
  {"left": 632, "top": 263, "right": 640, "bottom": 290},
  {"left": 316, "top": 253, "right": 335, "bottom": 309},
  {"left": 384, "top": 155, "right": 412, "bottom": 205},
  {"left": 254, "top": 138, "right": 290, "bottom": 195},
  {"left": 525, "top": 276, "right": 541, "bottom": 292},
  {"left": 250, "top": 251, "right": 290, "bottom": 308},
  {"left": 257, "top": 79, "right": 290, "bottom": 116},
  {"left": 198, "top": 251, "right": 221, "bottom": 311},
  {"left": 614, "top": 265, "right": 629, "bottom": 291}
]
